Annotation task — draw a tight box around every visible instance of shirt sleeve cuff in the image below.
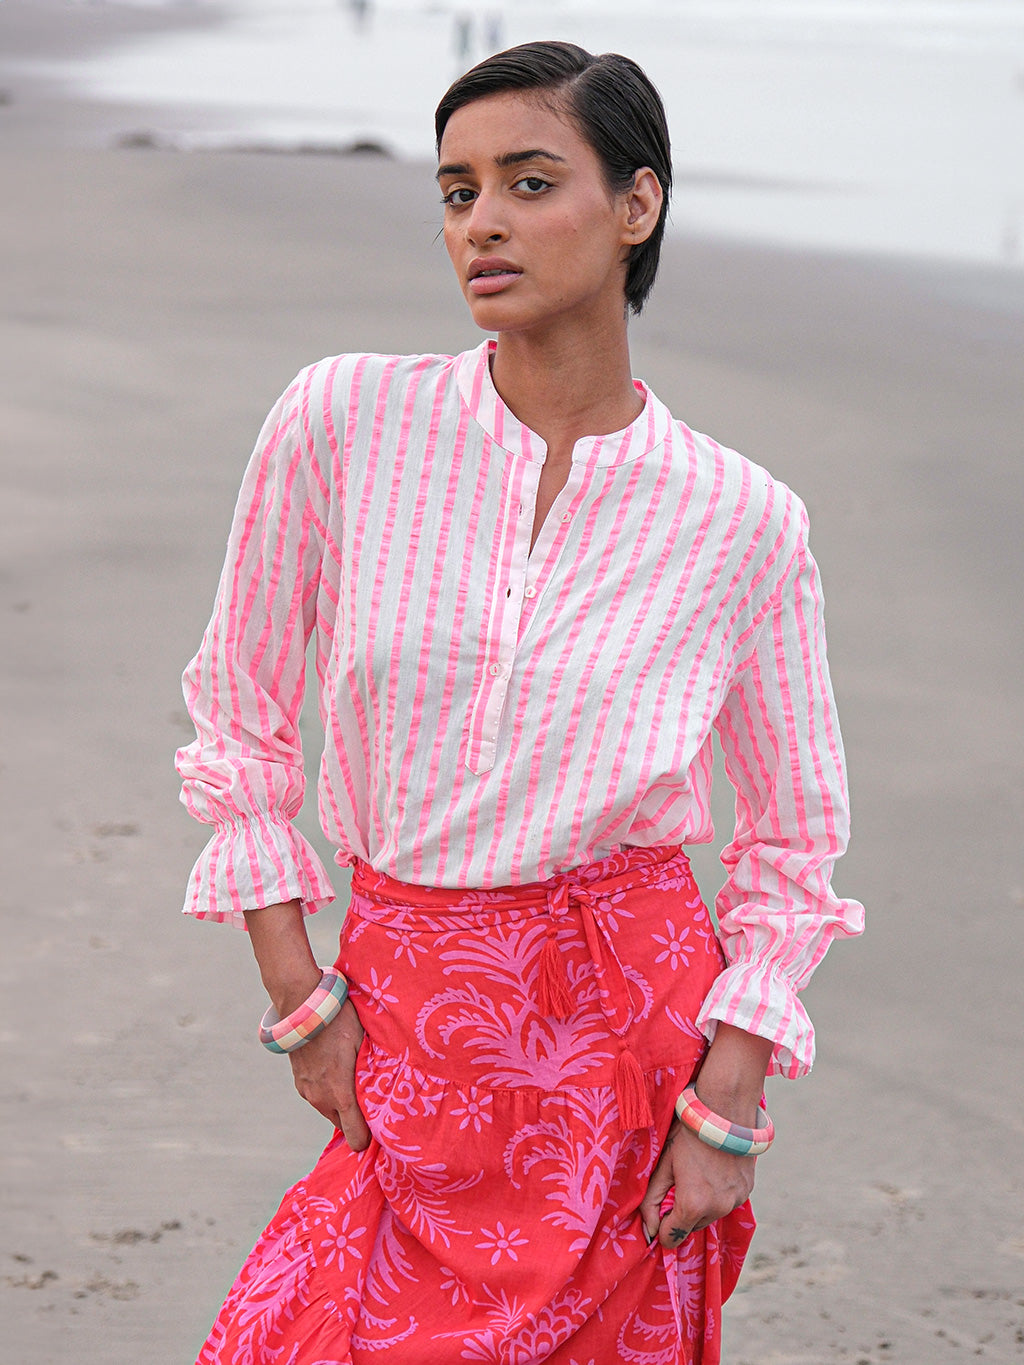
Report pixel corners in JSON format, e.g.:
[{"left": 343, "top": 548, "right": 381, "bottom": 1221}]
[
  {"left": 181, "top": 813, "right": 336, "bottom": 929},
  {"left": 696, "top": 964, "right": 816, "bottom": 1079}
]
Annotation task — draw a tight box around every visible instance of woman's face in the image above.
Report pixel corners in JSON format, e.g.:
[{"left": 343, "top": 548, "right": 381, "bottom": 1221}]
[{"left": 437, "top": 92, "right": 639, "bottom": 338}]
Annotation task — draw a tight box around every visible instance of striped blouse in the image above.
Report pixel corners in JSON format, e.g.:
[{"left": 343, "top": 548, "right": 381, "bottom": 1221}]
[{"left": 177, "top": 340, "right": 864, "bottom": 1077}]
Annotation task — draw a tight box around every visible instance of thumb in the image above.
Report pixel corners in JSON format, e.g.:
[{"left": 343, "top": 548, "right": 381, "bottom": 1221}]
[
  {"left": 638, "top": 1162, "right": 674, "bottom": 1243},
  {"left": 335, "top": 1092, "right": 372, "bottom": 1151}
]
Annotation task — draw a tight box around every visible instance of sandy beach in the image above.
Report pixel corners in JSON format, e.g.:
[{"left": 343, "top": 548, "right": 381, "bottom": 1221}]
[{"left": 2, "top": 3, "right": 1023, "bottom": 1361}]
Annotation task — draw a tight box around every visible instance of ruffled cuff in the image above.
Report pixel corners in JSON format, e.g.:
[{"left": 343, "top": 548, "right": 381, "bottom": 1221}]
[
  {"left": 182, "top": 814, "right": 336, "bottom": 930},
  {"left": 696, "top": 963, "right": 816, "bottom": 1079}
]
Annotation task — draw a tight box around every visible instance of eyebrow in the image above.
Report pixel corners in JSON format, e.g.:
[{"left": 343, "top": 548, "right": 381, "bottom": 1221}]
[{"left": 436, "top": 148, "right": 568, "bottom": 180}]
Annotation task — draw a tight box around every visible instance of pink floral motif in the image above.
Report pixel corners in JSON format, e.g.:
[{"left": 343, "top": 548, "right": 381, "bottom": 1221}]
[
  {"left": 360, "top": 966, "right": 399, "bottom": 1009},
  {"left": 476, "top": 1221, "right": 530, "bottom": 1266},
  {"left": 582, "top": 887, "right": 633, "bottom": 934},
  {"left": 651, "top": 920, "right": 694, "bottom": 972},
  {"left": 450, "top": 1090, "right": 493, "bottom": 1132},
  {"left": 598, "top": 1214, "right": 636, "bottom": 1260},
  {"left": 385, "top": 925, "right": 424, "bottom": 967},
  {"left": 316, "top": 1211, "right": 367, "bottom": 1270}
]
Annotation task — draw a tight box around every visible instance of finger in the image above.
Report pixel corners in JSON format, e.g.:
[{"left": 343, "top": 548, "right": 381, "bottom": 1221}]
[
  {"left": 336, "top": 1094, "right": 372, "bottom": 1151},
  {"left": 658, "top": 1190, "right": 712, "bottom": 1248},
  {"left": 662, "top": 1221, "right": 693, "bottom": 1248},
  {"left": 638, "top": 1162, "right": 674, "bottom": 1242}
]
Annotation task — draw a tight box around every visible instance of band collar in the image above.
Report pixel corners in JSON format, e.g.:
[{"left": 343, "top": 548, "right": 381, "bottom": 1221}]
[{"left": 455, "top": 339, "right": 671, "bottom": 468}]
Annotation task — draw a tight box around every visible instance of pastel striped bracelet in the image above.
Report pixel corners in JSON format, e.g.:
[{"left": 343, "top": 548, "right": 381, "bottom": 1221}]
[
  {"left": 674, "top": 1085, "right": 775, "bottom": 1156},
  {"left": 259, "top": 968, "right": 349, "bottom": 1054}
]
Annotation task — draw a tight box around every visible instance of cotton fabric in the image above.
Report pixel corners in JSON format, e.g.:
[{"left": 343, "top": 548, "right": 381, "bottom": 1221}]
[
  {"left": 176, "top": 341, "right": 863, "bottom": 1077},
  {"left": 196, "top": 847, "right": 755, "bottom": 1365}
]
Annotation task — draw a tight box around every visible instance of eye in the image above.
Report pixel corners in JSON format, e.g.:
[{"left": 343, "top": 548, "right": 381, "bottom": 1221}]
[
  {"left": 513, "top": 176, "right": 551, "bottom": 194},
  {"left": 441, "top": 187, "right": 476, "bottom": 207}
]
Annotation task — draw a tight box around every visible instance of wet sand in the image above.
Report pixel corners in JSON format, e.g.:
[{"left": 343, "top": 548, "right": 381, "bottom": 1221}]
[{"left": 2, "top": 5, "right": 1023, "bottom": 1361}]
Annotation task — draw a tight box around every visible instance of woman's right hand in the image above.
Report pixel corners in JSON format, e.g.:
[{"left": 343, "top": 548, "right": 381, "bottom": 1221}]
[
  {"left": 243, "top": 899, "right": 372, "bottom": 1151},
  {"left": 288, "top": 999, "right": 371, "bottom": 1150}
]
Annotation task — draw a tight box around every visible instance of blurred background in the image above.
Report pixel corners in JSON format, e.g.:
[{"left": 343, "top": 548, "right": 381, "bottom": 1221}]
[
  {"left": 6, "top": 0, "right": 1024, "bottom": 267},
  {"left": 2, "top": 2, "right": 1023, "bottom": 1363}
]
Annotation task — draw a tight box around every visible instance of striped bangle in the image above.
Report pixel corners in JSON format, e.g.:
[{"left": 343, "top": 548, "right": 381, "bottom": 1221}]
[
  {"left": 674, "top": 1085, "right": 775, "bottom": 1156},
  {"left": 258, "top": 968, "right": 349, "bottom": 1055}
]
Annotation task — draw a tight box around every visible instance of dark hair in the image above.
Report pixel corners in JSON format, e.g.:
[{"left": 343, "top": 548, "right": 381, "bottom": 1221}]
[{"left": 435, "top": 41, "right": 672, "bottom": 316}]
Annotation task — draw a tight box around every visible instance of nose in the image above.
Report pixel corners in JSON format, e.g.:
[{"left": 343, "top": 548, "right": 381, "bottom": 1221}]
[{"left": 464, "top": 190, "right": 508, "bottom": 247}]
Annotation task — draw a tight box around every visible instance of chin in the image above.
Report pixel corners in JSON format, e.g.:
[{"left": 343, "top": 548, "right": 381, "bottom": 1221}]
[{"left": 464, "top": 298, "right": 529, "bottom": 332}]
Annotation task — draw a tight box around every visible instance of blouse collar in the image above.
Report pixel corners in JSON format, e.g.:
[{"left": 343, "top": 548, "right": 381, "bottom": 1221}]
[{"left": 454, "top": 339, "right": 672, "bottom": 469}]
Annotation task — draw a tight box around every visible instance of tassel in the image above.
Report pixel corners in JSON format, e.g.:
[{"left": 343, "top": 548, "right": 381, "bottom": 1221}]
[
  {"left": 615, "top": 1046, "right": 653, "bottom": 1131},
  {"left": 537, "top": 932, "right": 574, "bottom": 1018}
]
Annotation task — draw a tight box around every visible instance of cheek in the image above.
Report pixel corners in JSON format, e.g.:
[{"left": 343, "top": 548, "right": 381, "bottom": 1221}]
[
  {"left": 442, "top": 226, "right": 463, "bottom": 274},
  {"left": 546, "top": 208, "right": 617, "bottom": 264}
]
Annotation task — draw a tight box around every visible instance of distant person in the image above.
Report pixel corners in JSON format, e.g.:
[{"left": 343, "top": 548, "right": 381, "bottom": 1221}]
[
  {"left": 484, "top": 12, "right": 504, "bottom": 53},
  {"left": 177, "top": 40, "right": 863, "bottom": 1363},
  {"left": 345, "top": 0, "right": 370, "bottom": 30},
  {"left": 453, "top": 12, "right": 473, "bottom": 64}
]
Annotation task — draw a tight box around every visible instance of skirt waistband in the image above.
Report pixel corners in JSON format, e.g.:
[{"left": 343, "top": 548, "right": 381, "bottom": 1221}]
[{"left": 349, "top": 844, "right": 689, "bottom": 919}]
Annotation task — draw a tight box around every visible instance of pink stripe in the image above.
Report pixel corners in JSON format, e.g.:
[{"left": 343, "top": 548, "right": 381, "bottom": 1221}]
[
  {"left": 429, "top": 429, "right": 494, "bottom": 878},
  {"left": 325, "top": 355, "right": 377, "bottom": 845},
  {"left": 389, "top": 373, "right": 451, "bottom": 882}
]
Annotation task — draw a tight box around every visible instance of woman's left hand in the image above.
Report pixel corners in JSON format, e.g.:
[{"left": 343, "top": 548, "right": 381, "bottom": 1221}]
[
  {"left": 638, "top": 1022, "right": 772, "bottom": 1247},
  {"left": 638, "top": 1118, "right": 756, "bottom": 1248}
]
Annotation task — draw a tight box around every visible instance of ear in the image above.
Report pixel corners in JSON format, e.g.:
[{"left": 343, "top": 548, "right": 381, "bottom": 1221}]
[{"left": 622, "top": 167, "right": 663, "bottom": 247}]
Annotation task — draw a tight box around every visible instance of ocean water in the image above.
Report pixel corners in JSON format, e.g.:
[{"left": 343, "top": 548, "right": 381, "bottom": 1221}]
[{"left": 31, "top": 0, "right": 1024, "bottom": 267}]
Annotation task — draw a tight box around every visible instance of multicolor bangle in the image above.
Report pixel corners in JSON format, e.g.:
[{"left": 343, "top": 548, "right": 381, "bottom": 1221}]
[
  {"left": 674, "top": 1085, "right": 775, "bottom": 1156},
  {"left": 258, "top": 968, "right": 349, "bottom": 1055}
]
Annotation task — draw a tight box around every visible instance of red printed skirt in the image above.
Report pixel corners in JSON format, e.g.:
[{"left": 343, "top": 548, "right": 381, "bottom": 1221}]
[{"left": 196, "top": 846, "right": 755, "bottom": 1364}]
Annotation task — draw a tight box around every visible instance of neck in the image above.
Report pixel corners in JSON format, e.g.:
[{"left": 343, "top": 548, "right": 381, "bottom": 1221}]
[{"left": 489, "top": 316, "right": 642, "bottom": 459}]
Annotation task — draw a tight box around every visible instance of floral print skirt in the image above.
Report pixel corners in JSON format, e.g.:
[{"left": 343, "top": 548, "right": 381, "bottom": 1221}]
[{"left": 196, "top": 845, "right": 755, "bottom": 1364}]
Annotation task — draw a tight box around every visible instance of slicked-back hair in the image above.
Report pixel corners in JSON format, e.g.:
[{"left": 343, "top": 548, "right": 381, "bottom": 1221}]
[{"left": 435, "top": 41, "right": 672, "bottom": 316}]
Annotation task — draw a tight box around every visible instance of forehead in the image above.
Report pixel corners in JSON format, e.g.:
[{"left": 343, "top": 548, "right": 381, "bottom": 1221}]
[{"left": 437, "top": 90, "right": 594, "bottom": 168}]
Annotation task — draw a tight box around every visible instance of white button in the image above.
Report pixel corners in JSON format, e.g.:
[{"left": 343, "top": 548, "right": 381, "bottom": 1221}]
[
  {"left": 560, "top": 511, "right": 572, "bottom": 522},
  {"left": 489, "top": 663, "right": 501, "bottom": 677},
  {"left": 524, "top": 585, "right": 537, "bottom": 598}
]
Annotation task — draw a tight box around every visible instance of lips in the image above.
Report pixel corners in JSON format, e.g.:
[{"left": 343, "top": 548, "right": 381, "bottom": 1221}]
[{"left": 468, "top": 257, "right": 521, "bottom": 295}]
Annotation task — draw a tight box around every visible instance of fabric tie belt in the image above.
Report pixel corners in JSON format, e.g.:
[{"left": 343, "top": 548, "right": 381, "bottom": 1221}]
[{"left": 536, "top": 877, "right": 652, "bottom": 1129}]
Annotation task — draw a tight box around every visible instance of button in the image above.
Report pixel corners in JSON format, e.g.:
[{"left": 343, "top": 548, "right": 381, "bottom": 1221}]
[
  {"left": 524, "top": 585, "right": 537, "bottom": 598},
  {"left": 488, "top": 663, "right": 501, "bottom": 677},
  {"left": 560, "top": 511, "right": 572, "bottom": 523}
]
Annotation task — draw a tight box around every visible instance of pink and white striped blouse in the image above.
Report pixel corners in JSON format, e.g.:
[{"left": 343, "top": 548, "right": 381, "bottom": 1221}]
[{"left": 177, "top": 340, "right": 864, "bottom": 1077}]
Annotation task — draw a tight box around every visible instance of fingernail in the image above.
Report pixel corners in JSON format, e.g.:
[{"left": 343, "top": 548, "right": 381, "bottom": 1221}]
[{"left": 642, "top": 1224, "right": 655, "bottom": 1246}]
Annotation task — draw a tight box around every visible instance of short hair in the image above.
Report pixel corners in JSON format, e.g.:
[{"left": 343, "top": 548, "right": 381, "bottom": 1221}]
[{"left": 435, "top": 41, "right": 672, "bottom": 316}]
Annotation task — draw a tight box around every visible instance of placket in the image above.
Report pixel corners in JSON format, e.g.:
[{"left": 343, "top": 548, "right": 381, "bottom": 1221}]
[
  {"left": 516, "top": 462, "right": 588, "bottom": 639},
  {"left": 464, "top": 461, "right": 540, "bottom": 775}
]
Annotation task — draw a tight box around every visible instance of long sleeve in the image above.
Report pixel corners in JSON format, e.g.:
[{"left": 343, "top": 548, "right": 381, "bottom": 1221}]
[
  {"left": 697, "top": 504, "right": 865, "bottom": 1076},
  {"left": 175, "top": 370, "right": 336, "bottom": 928}
]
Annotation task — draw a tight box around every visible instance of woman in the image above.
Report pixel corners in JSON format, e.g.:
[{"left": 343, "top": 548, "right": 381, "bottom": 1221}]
[{"left": 177, "top": 41, "right": 863, "bottom": 1364}]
